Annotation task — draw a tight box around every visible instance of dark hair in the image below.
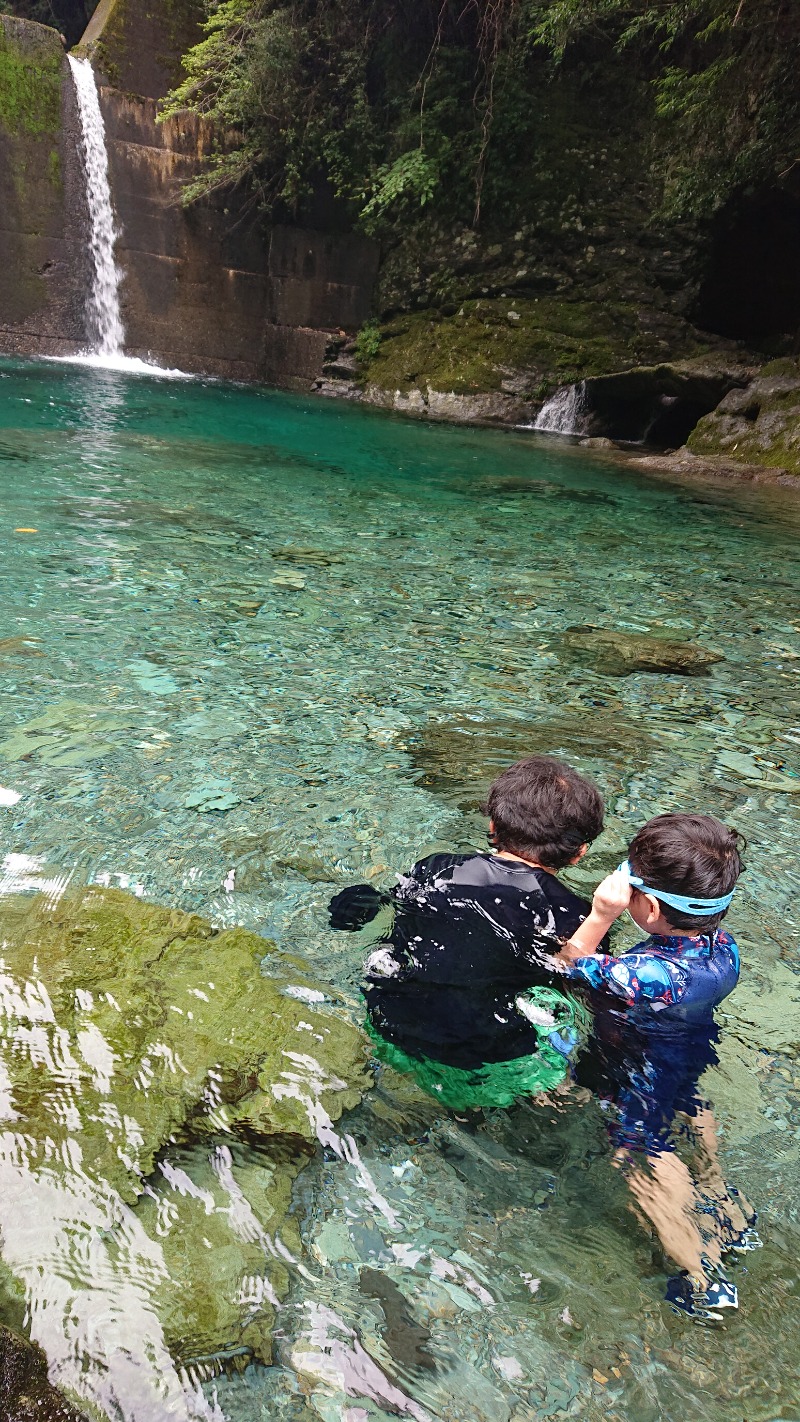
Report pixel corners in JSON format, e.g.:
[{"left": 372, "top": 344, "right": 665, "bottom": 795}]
[
  {"left": 484, "top": 755, "right": 604, "bottom": 869},
  {"left": 628, "top": 813, "right": 745, "bottom": 932}
]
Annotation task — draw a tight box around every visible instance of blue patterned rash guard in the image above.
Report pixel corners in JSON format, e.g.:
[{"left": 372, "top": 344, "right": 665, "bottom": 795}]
[
  {"left": 569, "top": 930, "right": 740, "bottom": 1023},
  {"left": 568, "top": 930, "right": 740, "bottom": 1155}
]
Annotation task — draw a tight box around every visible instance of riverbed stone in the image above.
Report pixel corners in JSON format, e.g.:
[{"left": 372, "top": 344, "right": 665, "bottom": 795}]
[
  {"left": 0, "top": 886, "right": 371, "bottom": 1374},
  {"left": 561, "top": 625, "right": 723, "bottom": 677},
  {"left": 0, "top": 1325, "right": 89, "bottom": 1421},
  {"left": 402, "top": 706, "right": 652, "bottom": 809}
]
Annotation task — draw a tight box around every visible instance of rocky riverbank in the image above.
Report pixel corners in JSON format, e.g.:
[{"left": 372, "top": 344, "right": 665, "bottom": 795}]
[{"left": 314, "top": 315, "right": 800, "bottom": 486}]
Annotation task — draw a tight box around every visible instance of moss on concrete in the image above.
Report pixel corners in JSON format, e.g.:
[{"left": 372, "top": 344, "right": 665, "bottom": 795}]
[
  {"left": 362, "top": 297, "right": 711, "bottom": 397},
  {"left": 0, "top": 17, "right": 66, "bottom": 326},
  {"left": 0, "top": 17, "right": 61, "bottom": 136},
  {"left": 687, "top": 366, "right": 800, "bottom": 476}
]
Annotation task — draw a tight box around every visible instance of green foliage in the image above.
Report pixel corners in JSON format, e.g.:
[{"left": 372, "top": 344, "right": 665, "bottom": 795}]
[
  {"left": 162, "top": 0, "right": 800, "bottom": 229},
  {"left": 523, "top": 0, "right": 800, "bottom": 216},
  {"left": 162, "top": 0, "right": 503, "bottom": 224},
  {"left": 162, "top": 0, "right": 382, "bottom": 210},
  {"left": 360, "top": 149, "right": 441, "bottom": 233},
  {"left": 353, "top": 318, "right": 381, "bottom": 363}
]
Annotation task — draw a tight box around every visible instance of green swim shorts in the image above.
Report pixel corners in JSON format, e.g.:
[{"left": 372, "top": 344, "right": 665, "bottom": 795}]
[{"left": 365, "top": 986, "right": 588, "bottom": 1112}]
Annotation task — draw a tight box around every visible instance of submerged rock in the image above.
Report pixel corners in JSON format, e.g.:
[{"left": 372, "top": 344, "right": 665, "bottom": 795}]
[
  {"left": 403, "top": 706, "right": 652, "bottom": 809},
  {"left": 561, "top": 625, "right": 723, "bottom": 677},
  {"left": 0, "top": 1325, "right": 89, "bottom": 1422},
  {"left": 0, "top": 700, "right": 139, "bottom": 767},
  {"left": 0, "top": 887, "right": 370, "bottom": 1402},
  {"left": 0, "top": 636, "right": 44, "bottom": 659}
]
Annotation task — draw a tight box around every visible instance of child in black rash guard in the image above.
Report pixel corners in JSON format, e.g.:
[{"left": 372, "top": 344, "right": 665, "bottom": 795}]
[{"left": 328, "top": 756, "right": 605, "bottom": 1109}]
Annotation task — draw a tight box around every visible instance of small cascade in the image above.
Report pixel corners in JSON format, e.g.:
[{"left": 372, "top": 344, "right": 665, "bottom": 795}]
[
  {"left": 68, "top": 54, "right": 125, "bottom": 357},
  {"left": 534, "top": 381, "right": 588, "bottom": 434}
]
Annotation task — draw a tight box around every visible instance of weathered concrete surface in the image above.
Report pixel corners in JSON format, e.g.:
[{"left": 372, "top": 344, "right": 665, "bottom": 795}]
[
  {"left": 99, "top": 90, "right": 271, "bottom": 379},
  {"left": 0, "top": 16, "right": 89, "bottom": 357},
  {"left": 77, "top": 0, "right": 204, "bottom": 100},
  {"left": 268, "top": 225, "right": 379, "bottom": 332},
  {"left": 96, "top": 88, "right": 379, "bottom": 379}
]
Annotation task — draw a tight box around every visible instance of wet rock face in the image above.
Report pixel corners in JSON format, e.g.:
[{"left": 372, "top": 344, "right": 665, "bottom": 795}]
[
  {"left": 0, "top": 887, "right": 370, "bottom": 1393},
  {"left": 580, "top": 360, "right": 749, "bottom": 444},
  {"left": 687, "top": 364, "right": 800, "bottom": 476},
  {"left": 0, "top": 1325, "right": 89, "bottom": 1421},
  {"left": 0, "top": 16, "right": 89, "bottom": 357},
  {"left": 562, "top": 626, "right": 723, "bottom": 677}
]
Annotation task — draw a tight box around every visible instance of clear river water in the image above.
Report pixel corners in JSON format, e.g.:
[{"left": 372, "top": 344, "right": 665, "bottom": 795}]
[{"left": 0, "top": 356, "right": 799, "bottom": 1421}]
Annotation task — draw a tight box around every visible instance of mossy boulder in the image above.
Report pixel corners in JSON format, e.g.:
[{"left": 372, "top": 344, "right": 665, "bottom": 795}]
[
  {"left": 358, "top": 298, "right": 715, "bottom": 412},
  {"left": 686, "top": 367, "right": 800, "bottom": 476},
  {"left": 561, "top": 626, "right": 723, "bottom": 677},
  {"left": 0, "top": 887, "right": 370, "bottom": 1385},
  {"left": 0, "top": 886, "right": 369, "bottom": 1195}
]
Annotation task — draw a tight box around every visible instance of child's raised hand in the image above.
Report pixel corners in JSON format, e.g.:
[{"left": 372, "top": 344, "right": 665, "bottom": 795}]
[{"left": 591, "top": 868, "right": 632, "bottom": 922}]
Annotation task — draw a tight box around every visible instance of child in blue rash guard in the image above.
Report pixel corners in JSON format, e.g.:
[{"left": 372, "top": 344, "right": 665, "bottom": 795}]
[
  {"left": 558, "top": 812, "right": 757, "bottom": 1319},
  {"left": 329, "top": 756, "right": 605, "bottom": 1110}
]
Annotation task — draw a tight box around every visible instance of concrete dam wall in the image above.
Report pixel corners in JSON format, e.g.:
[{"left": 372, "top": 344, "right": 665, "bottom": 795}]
[{"left": 0, "top": 5, "right": 378, "bottom": 383}]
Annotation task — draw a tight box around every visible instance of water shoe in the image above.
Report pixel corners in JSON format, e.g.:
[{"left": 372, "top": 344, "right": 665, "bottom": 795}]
[{"left": 666, "top": 1271, "right": 738, "bottom": 1322}]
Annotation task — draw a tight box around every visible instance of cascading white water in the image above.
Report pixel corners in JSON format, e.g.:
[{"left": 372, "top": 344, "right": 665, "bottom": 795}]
[
  {"left": 534, "top": 381, "right": 588, "bottom": 434},
  {"left": 68, "top": 54, "right": 125, "bottom": 357}
]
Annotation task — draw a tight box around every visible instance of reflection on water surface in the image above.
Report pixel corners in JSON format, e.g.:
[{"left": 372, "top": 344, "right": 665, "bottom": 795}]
[{"left": 0, "top": 357, "right": 799, "bottom": 1420}]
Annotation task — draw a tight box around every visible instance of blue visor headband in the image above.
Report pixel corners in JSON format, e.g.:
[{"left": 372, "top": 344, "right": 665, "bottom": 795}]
[{"left": 619, "top": 860, "right": 734, "bottom": 916}]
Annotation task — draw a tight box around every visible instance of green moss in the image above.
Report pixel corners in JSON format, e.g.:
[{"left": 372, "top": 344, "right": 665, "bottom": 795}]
[
  {"left": 687, "top": 376, "right": 800, "bottom": 475},
  {"left": 0, "top": 22, "right": 61, "bottom": 137},
  {"left": 759, "top": 358, "right": 800, "bottom": 378},
  {"left": 362, "top": 298, "right": 707, "bottom": 396},
  {"left": 0, "top": 885, "right": 371, "bottom": 1370}
]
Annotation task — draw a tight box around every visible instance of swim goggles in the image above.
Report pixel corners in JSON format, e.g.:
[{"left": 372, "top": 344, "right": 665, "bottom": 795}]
[{"left": 618, "top": 860, "right": 734, "bottom": 916}]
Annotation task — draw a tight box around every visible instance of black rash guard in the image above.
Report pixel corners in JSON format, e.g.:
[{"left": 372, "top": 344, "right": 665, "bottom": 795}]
[{"left": 329, "top": 852, "right": 596, "bottom": 1070}]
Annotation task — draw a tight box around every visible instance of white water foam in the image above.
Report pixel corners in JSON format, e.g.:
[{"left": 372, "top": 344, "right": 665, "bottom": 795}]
[
  {"left": 57, "top": 350, "right": 194, "bottom": 378},
  {"left": 67, "top": 56, "right": 191, "bottom": 378},
  {"left": 533, "top": 381, "right": 589, "bottom": 434}
]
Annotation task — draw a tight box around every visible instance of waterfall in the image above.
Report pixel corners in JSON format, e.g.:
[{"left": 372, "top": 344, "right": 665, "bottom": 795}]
[
  {"left": 68, "top": 55, "right": 125, "bottom": 357},
  {"left": 534, "top": 381, "right": 588, "bottom": 434}
]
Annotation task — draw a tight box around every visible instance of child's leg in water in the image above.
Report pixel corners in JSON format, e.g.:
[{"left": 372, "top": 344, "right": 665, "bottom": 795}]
[
  {"left": 616, "top": 1147, "right": 722, "bottom": 1288},
  {"left": 684, "top": 1106, "right": 754, "bottom": 1245}
]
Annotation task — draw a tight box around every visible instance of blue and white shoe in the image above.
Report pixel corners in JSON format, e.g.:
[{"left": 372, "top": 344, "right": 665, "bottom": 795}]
[
  {"left": 666, "top": 1270, "right": 738, "bottom": 1322},
  {"left": 728, "top": 1224, "right": 762, "bottom": 1254}
]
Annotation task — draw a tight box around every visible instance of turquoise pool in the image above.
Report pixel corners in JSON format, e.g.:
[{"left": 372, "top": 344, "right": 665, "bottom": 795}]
[{"left": 0, "top": 357, "right": 799, "bottom": 1421}]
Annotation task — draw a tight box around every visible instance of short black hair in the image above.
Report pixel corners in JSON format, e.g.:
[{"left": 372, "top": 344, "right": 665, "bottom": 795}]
[
  {"left": 484, "top": 755, "right": 604, "bottom": 870},
  {"left": 628, "top": 813, "right": 745, "bottom": 933}
]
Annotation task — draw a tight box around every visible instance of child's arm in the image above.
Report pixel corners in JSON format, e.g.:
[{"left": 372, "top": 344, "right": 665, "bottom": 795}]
[
  {"left": 555, "top": 868, "right": 631, "bottom": 963},
  {"left": 329, "top": 884, "right": 390, "bottom": 930}
]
